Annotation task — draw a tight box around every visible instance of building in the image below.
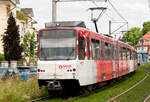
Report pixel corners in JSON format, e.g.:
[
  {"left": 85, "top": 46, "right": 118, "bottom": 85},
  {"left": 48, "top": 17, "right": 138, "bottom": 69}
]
[
  {"left": 20, "top": 8, "right": 37, "bottom": 37},
  {"left": 0, "top": 0, "right": 37, "bottom": 53},
  {"left": 137, "top": 31, "right": 150, "bottom": 55},
  {"left": 0, "top": 0, "right": 20, "bottom": 53}
]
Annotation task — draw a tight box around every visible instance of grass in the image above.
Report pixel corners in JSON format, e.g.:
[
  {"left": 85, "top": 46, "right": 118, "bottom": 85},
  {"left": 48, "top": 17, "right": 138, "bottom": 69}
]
[
  {"left": 0, "top": 78, "right": 48, "bottom": 102},
  {"left": 116, "top": 64, "right": 150, "bottom": 102},
  {"left": 68, "top": 68, "right": 146, "bottom": 102},
  {"left": 40, "top": 65, "right": 147, "bottom": 102},
  {"left": 1, "top": 63, "right": 146, "bottom": 102}
]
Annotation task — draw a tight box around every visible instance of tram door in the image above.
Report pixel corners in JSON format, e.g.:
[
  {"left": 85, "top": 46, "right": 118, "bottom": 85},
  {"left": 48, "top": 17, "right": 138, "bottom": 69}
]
[
  {"left": 113, "top": 44, "right": 118, "bottom": 78},
  {"left": 118, "top": 47, "right": 123, "bottom": 77},
  {"left": 77, "top": 35, "right": 97, "bottom": 85}
]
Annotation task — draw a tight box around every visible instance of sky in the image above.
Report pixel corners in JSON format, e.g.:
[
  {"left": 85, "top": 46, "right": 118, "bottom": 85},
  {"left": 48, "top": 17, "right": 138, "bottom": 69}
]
[{"left": 19, "top": 0, "right": 150, "bottom": 38}]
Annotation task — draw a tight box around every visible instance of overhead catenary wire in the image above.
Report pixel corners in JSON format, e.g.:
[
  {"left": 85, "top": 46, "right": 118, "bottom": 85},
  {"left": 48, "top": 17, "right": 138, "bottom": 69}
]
[
  {"left": 57, "top": 0, "right": 107, "bottom": 2},
  {"left": 107, "top": 0, "right": 127, "bottom": 22},
  {"left": 104, "top": 12, "right": 116, "bottom": 21},
  {"left": 111, "top": 22, "right": 128, "bottom": 34}
]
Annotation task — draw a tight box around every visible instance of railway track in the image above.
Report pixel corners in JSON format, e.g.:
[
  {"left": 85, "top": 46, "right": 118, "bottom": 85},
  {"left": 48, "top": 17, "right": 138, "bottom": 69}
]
[
  {"left": 144, "top": 95, "right": 150, "bottom": 102},
  {"left": 107, "top": 71, "right": 149, "bottom": 102},
  {"left": 28, "top": 70, "right": 149, "bottom": 102},
  {"left": 28, "top": 96, "right": 50, "bottom": 102},
  {"left": 62, "top": 73, "right": 138, "bottom": 102}
]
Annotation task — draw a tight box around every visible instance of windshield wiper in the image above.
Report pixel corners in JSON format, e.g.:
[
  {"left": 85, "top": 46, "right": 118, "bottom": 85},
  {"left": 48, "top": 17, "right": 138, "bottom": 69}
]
[
  {"left": 66, "top": 48, "right": 75, "bottom": 60},
  {"left": 40, "top": 48, "right": 47, "bottom": 60}
]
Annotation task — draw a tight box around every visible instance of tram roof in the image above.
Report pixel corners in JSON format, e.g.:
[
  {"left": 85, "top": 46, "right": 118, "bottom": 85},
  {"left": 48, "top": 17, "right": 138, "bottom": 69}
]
[{"left": 45, "top": 21, "right": 86, "bottom": 28}]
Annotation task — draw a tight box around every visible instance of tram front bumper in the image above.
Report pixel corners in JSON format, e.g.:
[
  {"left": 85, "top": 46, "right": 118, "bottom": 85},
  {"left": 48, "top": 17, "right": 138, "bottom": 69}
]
[{"left": 47, "top": 81, "right": 62, "bottom": 91}]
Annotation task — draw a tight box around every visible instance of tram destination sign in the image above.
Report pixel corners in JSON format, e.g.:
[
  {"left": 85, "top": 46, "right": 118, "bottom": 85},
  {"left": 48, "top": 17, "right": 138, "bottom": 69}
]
[{"left": 57, "top": 0, "right": 107, "bottom": 2}]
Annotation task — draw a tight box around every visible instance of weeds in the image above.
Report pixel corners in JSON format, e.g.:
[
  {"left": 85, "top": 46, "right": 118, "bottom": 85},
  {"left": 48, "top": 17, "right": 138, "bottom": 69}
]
[{"left": 0, "top": 78, "right": 48, "bottom": 102}]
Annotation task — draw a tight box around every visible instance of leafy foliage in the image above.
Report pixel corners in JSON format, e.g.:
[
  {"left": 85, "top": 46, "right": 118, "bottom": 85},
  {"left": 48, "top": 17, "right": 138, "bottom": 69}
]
[
  {"left": 16, "top": 11, "right": 28, "bottom": 22},
  {"left": 121, "top": 27, "right": 142, "bottom": 46},
  {"left": 23, "top": 31, "right": 37, "bottom": 63},
  {"left": 2, "top": 13, "right": 23, "bottom": 61},
  {"left": 0, "top": 53, "right": 5, "bottom": 61},
  {"left": 142, "top": 21, "right": 150, "bottom": 35}
]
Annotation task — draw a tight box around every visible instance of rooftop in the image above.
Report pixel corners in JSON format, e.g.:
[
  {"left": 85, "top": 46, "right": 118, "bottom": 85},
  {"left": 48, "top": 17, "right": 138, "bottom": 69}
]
[
  {"left": 142, "top": 31, "right": 150, "bottom": 40},
  {"left": 0, "top": 0, "right": 20, "bottom": 4},
  {"left": 21, "top": 8, "right": 34, "bottom": 17}
]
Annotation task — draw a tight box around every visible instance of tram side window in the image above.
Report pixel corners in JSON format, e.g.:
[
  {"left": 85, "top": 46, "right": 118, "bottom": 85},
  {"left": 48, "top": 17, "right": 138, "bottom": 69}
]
[
  {"left": 91, "top": 39, "right": 100, "bottom": 60},
  {"left": 133, "top": 52, "right": 135, "bottom": 60},
  {"left": 79, "top": 36, "right": 85, "bottom": 60},
  {"left": 130, "top": 51, "right": 132, "bottom": 60},
  {"left": 119, "top": 47, "right": 122, "bottom": 60},
  {"left": 130, "top": 51, "right": 134, "bottom": 60},
  {"left": 132, "top": 52, "right": 135, "bottom": 60},
  {"left": 105, "top": 42, "right": 111, "bottom": 60},
  {"left": 127, "top": 49, "right": 130, "bottom": 60},
  {"left": 136, "top": 52, "right": 138, "bottom": 60},
  {"left": 114, "top": 45, "right": 118, "bottom": 60},
  {"left": 101, "top": 41, "right": 105, "bottom": 60},
  {"left": 123, "top": 47, "right": 126, "bottom": 60},
  {"left": 112, "top": 44, "right": 114, "bottom": 60},
  {"left": 87, "top": 37, "right": 90, "bottom": 60},
  {"left": 134, "top": 51, "right": 137, "bottom": 60}
]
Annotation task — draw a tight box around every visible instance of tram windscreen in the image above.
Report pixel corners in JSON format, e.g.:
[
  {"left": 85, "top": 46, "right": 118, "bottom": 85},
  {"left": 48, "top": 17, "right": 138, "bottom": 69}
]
[{"left": 39, "top": 29, "right": 76, "bottom": 60}]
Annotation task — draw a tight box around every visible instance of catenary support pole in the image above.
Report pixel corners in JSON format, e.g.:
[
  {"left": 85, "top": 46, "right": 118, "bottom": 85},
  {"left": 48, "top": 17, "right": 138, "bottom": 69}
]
[
  {"left": 52, "top": 0, "right": 57, "bottom": 22},
  {"left": 109, "top": 20, "right": 111, "bottom": 35}
]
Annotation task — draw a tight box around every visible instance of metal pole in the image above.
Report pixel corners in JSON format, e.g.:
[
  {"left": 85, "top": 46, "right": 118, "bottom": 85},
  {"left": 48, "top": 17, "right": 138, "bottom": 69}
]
[
  {"left": 52, "top": 0, "right": 57, "bottom": 22},
  {"left": 142, "top": 39, "right": 144, "bottom": 50},
  {"left": 93, "top": 20, "right": 99, "bottom": 33},
  {"left": 109, "top": 20, "right": 111, "bottom": 35}
]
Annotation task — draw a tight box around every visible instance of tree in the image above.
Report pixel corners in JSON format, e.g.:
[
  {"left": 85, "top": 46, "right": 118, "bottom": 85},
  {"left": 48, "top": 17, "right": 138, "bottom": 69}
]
[
  {"left": 121, "top": 27, "right": 142, "bottom": 46},
  {"left": 16, "top": 11, "right": 28, "bottom": 22},
  {"left": 0, "top": 53, "right": 5, "bottom": 61},
  {"left": 23, "top": 31, "right": 37, "bottom": 63},
  {"left": 2, "top": 13, "right": 23, "bottom": 61},
  {"left": 142, "top": 21, "right": 150, "bottom": 35}
]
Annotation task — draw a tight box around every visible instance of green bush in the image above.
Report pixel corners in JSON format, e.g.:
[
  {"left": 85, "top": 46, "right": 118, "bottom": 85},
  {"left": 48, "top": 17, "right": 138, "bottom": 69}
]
[
  {"left": 17, "top": 58, "right": 27, "bottom": 66},
  {"left": 0, "top": 53, "right": 5, "bottom": 61}
]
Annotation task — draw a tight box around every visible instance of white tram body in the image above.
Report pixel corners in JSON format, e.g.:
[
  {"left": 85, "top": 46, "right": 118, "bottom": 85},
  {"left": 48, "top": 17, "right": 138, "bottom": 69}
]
[{"left": 37, "top": 21, "right": 137, "bottom": 92}]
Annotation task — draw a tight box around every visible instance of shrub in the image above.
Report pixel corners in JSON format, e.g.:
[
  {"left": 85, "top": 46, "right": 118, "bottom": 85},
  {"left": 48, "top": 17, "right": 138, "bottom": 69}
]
[{"left": 0, "top": 53, "right": 5, "bottom": 61}]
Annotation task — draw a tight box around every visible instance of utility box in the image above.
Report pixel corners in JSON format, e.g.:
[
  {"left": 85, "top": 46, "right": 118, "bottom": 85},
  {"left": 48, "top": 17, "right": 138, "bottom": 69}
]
[
  {"left": 10, "top": 61, "right": 17, "bottom": 68},
  {"left": 1, "top": 61, "right": 9, "bottom": 68}
]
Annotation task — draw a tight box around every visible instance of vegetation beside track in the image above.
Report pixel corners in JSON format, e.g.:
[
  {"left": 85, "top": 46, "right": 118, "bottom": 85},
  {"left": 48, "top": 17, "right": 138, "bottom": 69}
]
[
  {"left": 0, "top": 78, "right": 48, "bottom": 102},
  {"left": 3, "top": 63, "right": 147, "bottom": 102},
  {"left": 40, "top": 65, "right": 148, "bottom": 102},
  {"left": 67, "top": 67, "right": 146, "bottom": 102},
  {"left": 116, "top": 64, "right": 150, "bottom": 102}
]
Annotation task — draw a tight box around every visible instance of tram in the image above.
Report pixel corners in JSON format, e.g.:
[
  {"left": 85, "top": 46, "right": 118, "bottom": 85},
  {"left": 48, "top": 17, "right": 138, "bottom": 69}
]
[{"left": 37, "top": 21, "right": 138, "bottom": 93}]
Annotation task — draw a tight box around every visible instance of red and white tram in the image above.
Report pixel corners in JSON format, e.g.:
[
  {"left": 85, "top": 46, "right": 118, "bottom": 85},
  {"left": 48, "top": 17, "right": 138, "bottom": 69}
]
[{"left": 37, "top": 21, "right": 138, "bottom": 93}]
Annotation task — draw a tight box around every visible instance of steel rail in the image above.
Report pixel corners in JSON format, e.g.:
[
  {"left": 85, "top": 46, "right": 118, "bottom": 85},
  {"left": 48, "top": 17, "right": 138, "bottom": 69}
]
[
  {"left": 107, "top": 72, "right": 149, "bottom": 102},
  {"left": 28, "top": 96, "right": 50, "bottom": 102},
  {"left": 63, "top": 72, "right": 146, "bottom": 102},
  {"left": 144, "top": 95, "right": 150, "bottom": 102},
  {"left": 29, "top": 71, "right": 149, "bottom": 102}
]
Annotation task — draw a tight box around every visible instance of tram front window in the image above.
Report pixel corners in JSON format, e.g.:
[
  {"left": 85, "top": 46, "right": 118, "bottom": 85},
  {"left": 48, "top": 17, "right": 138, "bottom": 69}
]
[{"left": 39, "top": 29, "right": 76, "bottom": 60}]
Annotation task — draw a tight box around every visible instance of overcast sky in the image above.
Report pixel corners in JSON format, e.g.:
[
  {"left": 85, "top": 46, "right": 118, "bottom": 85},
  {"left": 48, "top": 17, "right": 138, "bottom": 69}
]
[{"left": 19, "top": 0, "right": 150, "bottom": 38}]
